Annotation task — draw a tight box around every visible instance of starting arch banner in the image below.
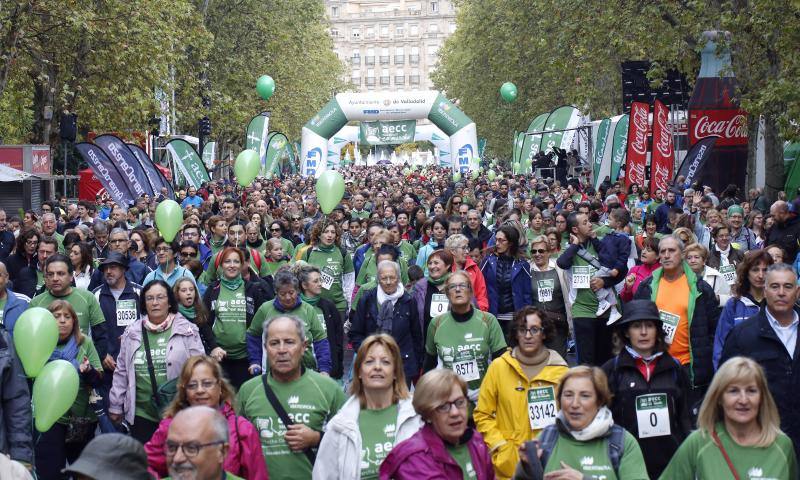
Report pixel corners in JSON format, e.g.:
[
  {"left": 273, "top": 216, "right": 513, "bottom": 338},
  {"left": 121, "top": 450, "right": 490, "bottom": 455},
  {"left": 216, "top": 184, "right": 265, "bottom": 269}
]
[{"left": 301, "top": 91, "right": 478, "bottom": 177}]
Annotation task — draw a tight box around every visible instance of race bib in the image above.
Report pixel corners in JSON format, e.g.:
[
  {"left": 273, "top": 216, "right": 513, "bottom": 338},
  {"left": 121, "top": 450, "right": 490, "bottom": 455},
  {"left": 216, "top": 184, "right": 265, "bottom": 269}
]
[
  {"left": 636, "top": 393, "right": 671, "bottom": 438},
  {"left": 452, "top": 359, "right": 480, "bottom": 381},
  {"left": 537, "top": 279, "right": 554, "bottom": 303},
  {"left": 116, "top": 299, "right": 137, "bottom": 327},
  {"left": 527, "top": 386, "right": 557, "bottom": 430},
  {"left": 430, "top": 293, "right": 449, "bottom": 317},
  {"left": 572, "top": 266, "right": 591, "bottom": 289},
  {"left": 659, "top": 310, "right": 680, "bottom": 344},
  {"left": 719, "top": 264, "right": 737, "bottom": 286},
  {"left": 320, "top": 271, "right": 334, "bottom": 290}
]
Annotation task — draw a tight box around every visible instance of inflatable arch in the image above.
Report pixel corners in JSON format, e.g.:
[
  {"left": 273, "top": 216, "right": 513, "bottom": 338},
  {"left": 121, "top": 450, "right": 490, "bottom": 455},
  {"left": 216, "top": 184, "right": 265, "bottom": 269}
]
[
  {"left": 301, "top": 90, "right": 478, "bottom": 177},
  {"left": 325, "top": 124, "right": 452, "bottom": 169}
]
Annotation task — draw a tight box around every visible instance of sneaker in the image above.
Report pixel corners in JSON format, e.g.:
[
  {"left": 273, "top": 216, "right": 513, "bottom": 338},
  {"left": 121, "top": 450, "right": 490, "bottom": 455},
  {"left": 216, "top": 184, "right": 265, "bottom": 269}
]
[{"left": 596, "top": 299, "right": 612, "bottom": 316}]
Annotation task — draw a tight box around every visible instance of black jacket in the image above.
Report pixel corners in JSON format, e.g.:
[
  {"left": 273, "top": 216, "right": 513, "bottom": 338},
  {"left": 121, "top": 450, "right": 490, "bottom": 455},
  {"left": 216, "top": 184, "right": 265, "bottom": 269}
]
[
  {"left": 350, "top": 288, "right": 423, "bottom": 381},
  {"left": 0, "top": 231, "right": 14, "bottom": 260},
  {"left": 463, "top": 224, "right": 492, "bottom": 248},
  {"left": 92, "top": 280, "right": 142, "bottom": 362},
  {"left": 634, "top": 273, "right": 720, "bottom": 388},
  {"left": 202, "top": 279, "right": 271, "bottom": 352},
  {"left": 4, "top": 252, "right": 37, "bottom": 299},
  {"left": 766, "top": 215, "right": 800, "bottom": 262},
  {"left": 316, "top": 297, "right": 344, "bottom": 379},
  {"left": 602, "top": 348, "right": 692, "bottom": 479},
  {"left": 721, "top": 307, "right": 800, "bottom": 459}
]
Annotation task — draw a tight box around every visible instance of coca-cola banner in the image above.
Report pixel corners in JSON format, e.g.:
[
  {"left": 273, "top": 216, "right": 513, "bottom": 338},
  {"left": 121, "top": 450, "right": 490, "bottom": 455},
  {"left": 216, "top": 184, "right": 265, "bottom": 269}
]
[
  {"left": 689, "top": 109, "right": 747, "bottom": 147},
  {"left": 650, "top": 100, "right": 674, "bottom": 194},
  {"left": 625, "top": 102, "right": 649, "bottom": 188},
  {"left": 674, "top": 136, "right": 718, "bottom": 188}
]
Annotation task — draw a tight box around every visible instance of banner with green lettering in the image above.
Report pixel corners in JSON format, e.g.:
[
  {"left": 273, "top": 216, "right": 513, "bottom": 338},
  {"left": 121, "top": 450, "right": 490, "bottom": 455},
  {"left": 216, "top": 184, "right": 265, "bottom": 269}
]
[{"left": 359, "top": 120, "right": 416, "bottom": 145}]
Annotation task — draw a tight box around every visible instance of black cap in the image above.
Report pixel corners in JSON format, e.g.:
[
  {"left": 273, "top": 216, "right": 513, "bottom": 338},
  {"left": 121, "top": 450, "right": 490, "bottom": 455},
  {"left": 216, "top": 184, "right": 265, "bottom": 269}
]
[
  {"left": 99, "top": 251, "right": 129, "bottom": 270},
  {"left": 63, "top": 433, "right": 150, "bottom": 479},
  {"left": 608, "top": 299, "right": 661, "bottom": 327}
]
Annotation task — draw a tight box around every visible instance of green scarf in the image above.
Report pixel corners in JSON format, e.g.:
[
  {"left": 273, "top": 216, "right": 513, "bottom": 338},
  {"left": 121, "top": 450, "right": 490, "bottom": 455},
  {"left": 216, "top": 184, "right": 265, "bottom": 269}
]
[
  {"left": 316, "top": 243, "right": 335, "bottom": 253},
  {"left": 220, "top": 274, "right": 244, "bottom": 291},
  {"left": 300, "top": 292, "right": 320, "bottom": 307},
  {"left": 178, "top": 304, "right": 196, "bottom": 320},
  {"left": 210, "top": 237, "right": 226, "bottom": 249},
  {"left": 428, "top": 272, "right": 451, "bottom": 286}
]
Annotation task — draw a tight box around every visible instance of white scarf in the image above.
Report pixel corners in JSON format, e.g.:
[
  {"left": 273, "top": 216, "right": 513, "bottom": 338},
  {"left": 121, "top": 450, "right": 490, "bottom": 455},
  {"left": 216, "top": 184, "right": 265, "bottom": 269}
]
[
  {"left": 377, "top": 282, "right": 405, "bottom": 306},
  {"left": 557, "top": 406, "right": 614, "bottom": 442}
]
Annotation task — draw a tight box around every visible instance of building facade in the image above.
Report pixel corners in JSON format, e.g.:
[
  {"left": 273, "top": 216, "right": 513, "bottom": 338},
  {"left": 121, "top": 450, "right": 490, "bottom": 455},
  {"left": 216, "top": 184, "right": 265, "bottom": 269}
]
[{"left": 325, "top": 0, "right": 457, "bottom": 92}]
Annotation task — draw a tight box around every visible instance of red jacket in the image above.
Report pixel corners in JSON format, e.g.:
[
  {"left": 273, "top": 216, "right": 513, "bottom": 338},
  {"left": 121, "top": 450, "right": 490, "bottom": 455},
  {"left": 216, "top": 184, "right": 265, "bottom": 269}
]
[
  {"left": 380, "top": 424, "right": 495, "bottom": 480},
  {"left": 619, "top": 261, "right": 661, "bottom": 302},
  {"left": 454, "top": 257, "right": 490, "bottom": 311},
  {"left": 144, "top": 401, "right": 268, "bottom": 480}
]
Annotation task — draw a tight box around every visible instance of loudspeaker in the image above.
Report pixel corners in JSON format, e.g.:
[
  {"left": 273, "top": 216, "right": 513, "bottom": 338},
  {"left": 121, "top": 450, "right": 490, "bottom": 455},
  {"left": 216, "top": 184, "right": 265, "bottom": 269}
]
[{"left": 60, "top": 113, "right": 77, "bottom": 141}]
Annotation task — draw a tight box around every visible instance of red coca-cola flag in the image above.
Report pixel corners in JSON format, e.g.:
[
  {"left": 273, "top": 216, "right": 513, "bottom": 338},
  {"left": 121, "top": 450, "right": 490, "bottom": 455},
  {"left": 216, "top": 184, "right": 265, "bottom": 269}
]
[
  {"left": 625, "top": 101, "right": 650, "bottom": 188},
  {"left": 650, "top": 100, "right": 674, "bottom": 194},
  {"left": 689, "top": 109, "right": 747, "bottom": 147}
]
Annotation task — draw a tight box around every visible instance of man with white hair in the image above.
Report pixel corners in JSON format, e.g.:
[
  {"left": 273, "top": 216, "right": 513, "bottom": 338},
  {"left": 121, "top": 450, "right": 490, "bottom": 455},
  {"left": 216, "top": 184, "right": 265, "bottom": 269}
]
[
  {"left": 40, "top": 213, "right": 64, "bottom": 253},
  {"left": 166, "top": 406, "right": 239, "bottom": 480}
]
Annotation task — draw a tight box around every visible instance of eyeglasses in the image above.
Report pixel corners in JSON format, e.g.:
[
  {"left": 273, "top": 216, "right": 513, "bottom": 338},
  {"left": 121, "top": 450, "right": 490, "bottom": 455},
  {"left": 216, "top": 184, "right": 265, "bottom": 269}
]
[
  {"left": 145, "top": 294, "right": 168, "bottom": 303},
  {"left": 185, "top": 379, "right": 218, "bottom": 391},
  {"left": 435, "top": 397, "right": 468, "bottom": 414},
  {"left": 517, "top": 326, "right": 544, "bottom": 337},
  {"left": 155, "top": 247, "right": 172, "bottom": 253},
  {"left": 446, "top": 283, "right": 470, "bottom": 292},
  {"left": 109, "top": 239, "right": 127, "bottom": 244},
  {"left": 531, "top": 249, "right": 547, "bottom": 255},
  {"left": 25, "top": 240, "right": 38, "bottom": 246},
  {"left": 165, "top": 440, "right": 225, "bottom": 457},
  {"left": 270, "top": 228, "right": 282, "bottom": 232},
  {"left": 180, "top": 251, "right": 197, "bottom": 257},
  {"left": 291, "top": 217, "right": 301, "bottom": 221}
]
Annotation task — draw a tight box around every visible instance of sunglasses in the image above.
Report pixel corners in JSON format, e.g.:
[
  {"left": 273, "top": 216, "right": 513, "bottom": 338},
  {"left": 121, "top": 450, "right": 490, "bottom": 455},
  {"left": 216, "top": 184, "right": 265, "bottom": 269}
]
[
  {"left": 180, "top": 251, "right": 197, "bottom": 256},
  {"left": 270, "top": 228, "right": 281, "bottom": 232},
  {"left": 531, "top": 249, "right": 548, "bottom": 254}
]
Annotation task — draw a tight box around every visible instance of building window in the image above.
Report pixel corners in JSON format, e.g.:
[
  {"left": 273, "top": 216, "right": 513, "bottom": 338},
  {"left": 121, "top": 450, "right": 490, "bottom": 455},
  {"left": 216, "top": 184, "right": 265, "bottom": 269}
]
[
  {"left": 396, "top": 24, "right": 405, "bottom": 37},
  {"left": 352, "top": 28, "right": 361, "bottom": 39},
  {"left": 330, "top": 28, "right": 339, "bottom": 37},
  {"left": 395, "top": 68, "right": 405, "bottom": 85},
  {"left": 410, "top": 74, "right": 420, "bottom": 85},
  {"left": 410, "top": 24, "right": 419, "bottom": 36},
  {"left": 380, "top": 25, "right": 389, "bottom": 37},
  {"left": 331, "top": 6, "right": 338, "bottom": 17},
  {"left": 351, "top": 52, "right": 361, "bottom": 65},
  {"left": 380, "top": 48, "right": 390, "bottom": 65},
  {"left": 410, "top": 46, "right": 420, "bottom": 65},
  {"left": 366, "top": 26, "right": 375, "bottom": 39},
  {"left": 449, "top": 23, "right": 456, "bottom": 33},
  {"left": 430, "top": 1, "right": 438, "bottom": 13},
  {"left": 429, "top": 23, "right": 439, "bottom": 33},
  {"left": 365, "top": 48, "right": 375, "bottom": 65}
]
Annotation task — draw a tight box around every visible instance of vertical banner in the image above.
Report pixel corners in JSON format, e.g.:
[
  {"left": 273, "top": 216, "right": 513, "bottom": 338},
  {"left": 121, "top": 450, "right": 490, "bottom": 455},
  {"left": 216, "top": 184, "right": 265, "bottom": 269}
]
[
  {"left": 650, "top": 100, "right": 674, "bottom": 194},
  {"left": 610, "top": 114, "right": 629, "bottom": 182},
  {"left": 203, "top": 141, "right": 216, "bottom": 170},
  {"left": 165, "top": 139, "right": 211, "bottom": 189},
  {"left": 94, "top": 134, "right": 153, "bottom": 197},
  {"left": 538, "top": 106, "right": 579, "bottom": 154},
  {"left": 264, "top": 132, "right": 291, "bottom": 176},
  {"left": 127, "top": 142, "right": 173, "bottom": 198},
  {"left": 520, "top": 113, "right": 549, "bottom": 173},
  {"left": 245, "top": 112, "right": 270, "bottom": 174},
  {"left": 592, "top": 118, "right": 612, "bottom": 188},
  {"left": 674, "top": 136, "right": 718, "bottom": 188},
  {"left": 625, "top": 102, "right": 650, "bottom": 188},
  {"left": 75, "top": 143, "right": 135, "bottom": 206}
]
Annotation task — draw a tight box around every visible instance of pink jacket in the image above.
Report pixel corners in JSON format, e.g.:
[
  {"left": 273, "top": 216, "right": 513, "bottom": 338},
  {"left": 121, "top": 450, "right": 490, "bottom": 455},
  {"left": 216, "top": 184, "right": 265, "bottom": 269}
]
[
  {"left": 619, "top": 262, "right": 661, "bottom": 302},
  {"left": 454, "top": 257, "right": 490, "bottom": 312},
  {"left": 379, "top": 425, "right": 495, "bottom": 480},
  {"left": 144, "top": 401, "right": 268, "bottom": 480}
]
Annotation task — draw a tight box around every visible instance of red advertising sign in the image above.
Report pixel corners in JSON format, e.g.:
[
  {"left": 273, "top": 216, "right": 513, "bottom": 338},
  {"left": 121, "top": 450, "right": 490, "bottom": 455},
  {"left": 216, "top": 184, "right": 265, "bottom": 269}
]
[
  {"left": 625, "top": 101, "right": 650, "bottom": 188},
  {"left": 31, "top": 146, "right": 50, "bottom": 175},
  {"left": 650, "top": 100, "right": 674, "bottom": 194},
  {"left": 0, "top": 147, "right": 23, "bottom": 170},
  {"left": 688, "top": 109, "right": 747, "bottom": 146}
]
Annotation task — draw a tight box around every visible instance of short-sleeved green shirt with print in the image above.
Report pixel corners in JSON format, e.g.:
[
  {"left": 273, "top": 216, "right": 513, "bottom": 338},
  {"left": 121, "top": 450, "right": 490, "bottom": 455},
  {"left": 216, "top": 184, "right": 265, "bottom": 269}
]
[
  {"left": 248, "top": 300, "right": 327, "bottom": 370},
  {"left": 237, "top": 370, "right": 346, "bottom": 480},
  {"left": 359, "top": 404, "right": 399, "bottom": 480},
  {"left": 544, "top": 429, "right": 648, "bottom": 480},
  {"left": 304, "top": 245, "right": 354, "bottom": 311},
  {"left": 133, "top": 328, "right": 171, "bottom": 422},
  {"left": 30, "top": 288, "right": 106, "bottom": 335},
  {"left": 570, "top": 242, "right": 600, "bottom": 318},
  {"left": 425, "top": 309, "right": 506, "bottom": 392},
  {"left": 212, "top": 283, "right": 248, "bottom": 359}
]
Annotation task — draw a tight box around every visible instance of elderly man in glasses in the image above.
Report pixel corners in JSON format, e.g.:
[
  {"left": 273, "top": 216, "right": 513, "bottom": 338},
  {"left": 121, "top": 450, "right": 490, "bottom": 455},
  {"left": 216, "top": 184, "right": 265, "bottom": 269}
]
[{"left": 166, "top": 406, "right": 244, "bottom": 480}]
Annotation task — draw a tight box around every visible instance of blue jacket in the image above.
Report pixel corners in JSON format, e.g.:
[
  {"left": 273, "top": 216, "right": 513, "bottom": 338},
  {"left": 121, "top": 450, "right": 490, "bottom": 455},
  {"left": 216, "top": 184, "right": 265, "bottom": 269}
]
[
  {"left": 415, "top": 240, "right": 442, "bottom": 273},
  {"left": 480, "top": 254, "right": 532, "bottom": 315},
  {"left": 598, "top": 232, "right": 631, "bottom": 274},
  {"left": 87, "top": 254, "right": 151, "bottom": 291},
  {"left": 1, "top": 289, "right": 30, "bottom": 335},
  {"left": 713, "top": 295, "right": 760, "bottom": 370},
  {"left": 93, "top": 281, "right": 142, "bottom": 361},
  {"left": 352, "top": 242, "right": 372, "bottom": 277},
  {"left": 0, "top": 231, "right": 14, "bottom": 260}
]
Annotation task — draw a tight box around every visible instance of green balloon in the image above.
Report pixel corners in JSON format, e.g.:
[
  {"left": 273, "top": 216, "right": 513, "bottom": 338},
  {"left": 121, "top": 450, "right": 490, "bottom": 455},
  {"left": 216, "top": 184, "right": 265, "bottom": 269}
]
[
  {"left": 13, "top": 307, "right": 57, "bottom": 377},
  {"left": 403, "top": 168, "right": 411, "bottom": 176},
  {"left": 33, "top": 360, "right": 79, "bottom": 432},
  {"left": 487, "top": 169, "right": 497, "bottom": 181},
  {"left": 471, "top": 170, "right": 479, "bottom": 179},
  {"left": 316, "top": 170, "right": 345, "bottom": 214},
  {"left": 453, "top": 172, "right": 461, "bottom": 182},
  {"left": 256, "top": 75, "right": 276, "bottom": 101},
  {"left": 155, "top": 200, "right": 182, "bottom": 242},
  {"left": 235, "top": 149, "right": 261, "bottom": 187},
  {"left": 513, "top": 162, "right": 521, "bottom": 173},
  {"left": 500, "top": 82, "right": 518, "bottom": 103}
]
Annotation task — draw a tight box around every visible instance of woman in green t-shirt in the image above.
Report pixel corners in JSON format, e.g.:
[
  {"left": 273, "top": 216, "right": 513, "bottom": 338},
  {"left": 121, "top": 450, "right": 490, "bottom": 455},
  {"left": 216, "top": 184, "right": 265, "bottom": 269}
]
[
  {"left": 34, "top": 299, "right": 103, "bottom": 479},
  {"left": 303, "top": 218, "right": 355, "bottom": 316},
  {"left": 660, "top": 356, "right": 797, "bottom": 480}
]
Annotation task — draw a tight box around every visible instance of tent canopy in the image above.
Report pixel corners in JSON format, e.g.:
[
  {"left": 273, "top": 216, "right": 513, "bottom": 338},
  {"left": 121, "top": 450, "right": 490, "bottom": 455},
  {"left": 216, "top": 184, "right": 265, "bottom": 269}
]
[{"left": 0, "top": 164, "right": 38, "bottom": 182}]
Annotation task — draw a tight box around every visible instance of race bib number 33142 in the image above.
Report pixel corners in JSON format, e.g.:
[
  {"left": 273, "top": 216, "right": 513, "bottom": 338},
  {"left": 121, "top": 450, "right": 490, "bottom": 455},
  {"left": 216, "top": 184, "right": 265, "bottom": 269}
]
[{"left": 527, "top": 386, "right": 557, "bottom": 430}]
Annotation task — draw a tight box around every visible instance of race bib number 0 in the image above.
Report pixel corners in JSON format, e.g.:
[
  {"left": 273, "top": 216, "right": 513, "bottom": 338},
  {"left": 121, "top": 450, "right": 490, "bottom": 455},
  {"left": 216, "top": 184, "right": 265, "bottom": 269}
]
[
  {"left": 528, "top": 386, "right": 557, "bottom": 430},
  {"left": 452, "top": 359, "right": 480, "bottom": 381},
  {"left": 636, "top": 393, "right": 671, "bottom": 438},
  {"left": 320, "top": 271, "right": 334, "bottom": 290},
  {"left": 537, "top": 279, "right": 554, "bottom": 302},
  {"left": 719, "top": 264, "right": 737, "bottom": 286},
  {"left": 659, "top": 310, "right": 680, "bottom": 344},
  {"left": 430, "top": 293, "right": 449, "bottom": 317},
  {"left": 572, "top": 266, "right": 591, "bottom": 289},
  {"left": 116, "top": 299, "right": 137, "bottom": 327}
]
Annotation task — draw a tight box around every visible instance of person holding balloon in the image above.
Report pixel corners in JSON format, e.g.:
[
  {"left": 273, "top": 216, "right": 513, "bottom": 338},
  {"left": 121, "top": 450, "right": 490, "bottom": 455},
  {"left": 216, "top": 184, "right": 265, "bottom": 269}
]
[
  {"left": 0, "top": 305, "right": 31, "bottom": 468},
  {"left": 34, "top": 300, "right": 102, "bottom": 480},
  {"left": 142, "top": 237, "right": 196, "bottom": 289}
]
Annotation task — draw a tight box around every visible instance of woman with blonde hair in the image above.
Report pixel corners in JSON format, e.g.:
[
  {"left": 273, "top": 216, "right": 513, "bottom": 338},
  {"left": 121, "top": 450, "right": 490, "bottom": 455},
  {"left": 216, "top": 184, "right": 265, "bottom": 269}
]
[
  {"left": 672, "top": 226, "right": 697, "bottom": 247},
  {"left": 144, "top": 355, "right": 267, "bottom": 479},
  {"left": 684, "top": 242, "right": 732, "bottom": 308},
  {"left": 661, "top": 356, "right": 797, "bottom": 479},
  {"left": 313, "top": 334, "right": 421, "bottom": 479}
]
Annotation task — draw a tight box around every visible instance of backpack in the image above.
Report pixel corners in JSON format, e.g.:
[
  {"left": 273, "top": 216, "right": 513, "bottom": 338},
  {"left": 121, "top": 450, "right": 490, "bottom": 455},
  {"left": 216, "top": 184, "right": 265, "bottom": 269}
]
[{"left": 537, "top": 424, "right": 625, "bottom": 476}]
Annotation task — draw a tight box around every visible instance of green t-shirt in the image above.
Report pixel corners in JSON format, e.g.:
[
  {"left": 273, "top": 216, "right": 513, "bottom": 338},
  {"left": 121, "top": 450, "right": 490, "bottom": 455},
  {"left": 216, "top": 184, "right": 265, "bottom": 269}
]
[
  {"left": 356, "top": 253, "right": 409, "bottom": 287},
  {"left": 425, "top": 309, "right": 506, "bottom": 391},
  {"left": 359, "top": 404, "right": 398, "bottom": 479},
  {"left": 248, "top": 300, "right": 326, "bottom": 370},
  {"left": 237, "top": 371, "right": 346, "bottom": 480},
  {"left": 56, "top": 337, "right": 102, "bottom": 423},
  {"left": 397, "top": 240, "right": 417, "bottom": 265},
  {"left": 447, "top": 443, "right": 478, "bottom": 480},
  {"left": 164, "top": 473, "right": 243, "bottom": 480},
  {"left": 304, "top": 246, "right": 354, "bottom": 310},
  {"left": 203, "top": 250, "right": 270, "bottom": 283},
  {"left": 570, "top": 243, "right": 600, "bottom": 318},
  {"left": 264, "top": 259, "right": 288, "bottom": 277},
  {"left": 133, "top": 328, "right": 171, "bottom": 422},
  {"left": 544, "top": 430, "right": 648, "bottom": 480},
  {"left": 213, "top": 284, "right": 247, "bottom": 359},
  {"left": 29, "top": 288, "right": 105, "bottom": 335},
  {"left": 646, "top": 200, "right": 662, "bottom": 215},
  {"left": 660, "top": 424, "right": 797, "bottom": 480}
]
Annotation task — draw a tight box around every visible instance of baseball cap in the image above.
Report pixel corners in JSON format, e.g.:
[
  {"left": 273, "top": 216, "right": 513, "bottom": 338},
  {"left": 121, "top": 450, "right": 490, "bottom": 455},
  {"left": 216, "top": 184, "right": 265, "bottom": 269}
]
[
  {"left": 63, "top": 433, "right": 150, "bottom": 479},
  {"left": 99, "top": 252, "right": 129, "bottom": 270}
]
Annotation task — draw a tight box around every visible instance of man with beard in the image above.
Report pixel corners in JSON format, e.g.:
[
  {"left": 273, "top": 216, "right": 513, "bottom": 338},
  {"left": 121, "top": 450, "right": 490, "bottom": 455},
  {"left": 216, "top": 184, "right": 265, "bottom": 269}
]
[{"left": 766, "top": 200, "right": 800, "bottom": 261}]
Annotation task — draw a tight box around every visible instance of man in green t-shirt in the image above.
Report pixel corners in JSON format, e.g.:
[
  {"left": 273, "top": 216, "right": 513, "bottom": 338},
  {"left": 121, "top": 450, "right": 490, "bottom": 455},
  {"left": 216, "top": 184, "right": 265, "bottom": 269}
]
[
  {"left": 238, "top": 315, "right": 345, "bottom": 480},
  {"left": 164, "top": 405, "right": 245, "bottom": 480}
]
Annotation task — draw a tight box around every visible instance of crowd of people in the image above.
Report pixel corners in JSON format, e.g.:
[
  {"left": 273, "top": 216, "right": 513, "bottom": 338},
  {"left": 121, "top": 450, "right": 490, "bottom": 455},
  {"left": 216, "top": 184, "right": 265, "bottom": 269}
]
[{"left": 0, "top": 163, "right": 798, "bottom": 480}]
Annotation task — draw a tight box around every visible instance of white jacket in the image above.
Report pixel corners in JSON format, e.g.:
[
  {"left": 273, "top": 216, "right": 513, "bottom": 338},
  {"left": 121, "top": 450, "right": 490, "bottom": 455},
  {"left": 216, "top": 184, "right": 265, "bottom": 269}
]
[
  {"left": 703, "top": 265, "right": 732, "bottom": 307},
  {"left": 312, "top": 395, "right": 422, "bottom": 480}
]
